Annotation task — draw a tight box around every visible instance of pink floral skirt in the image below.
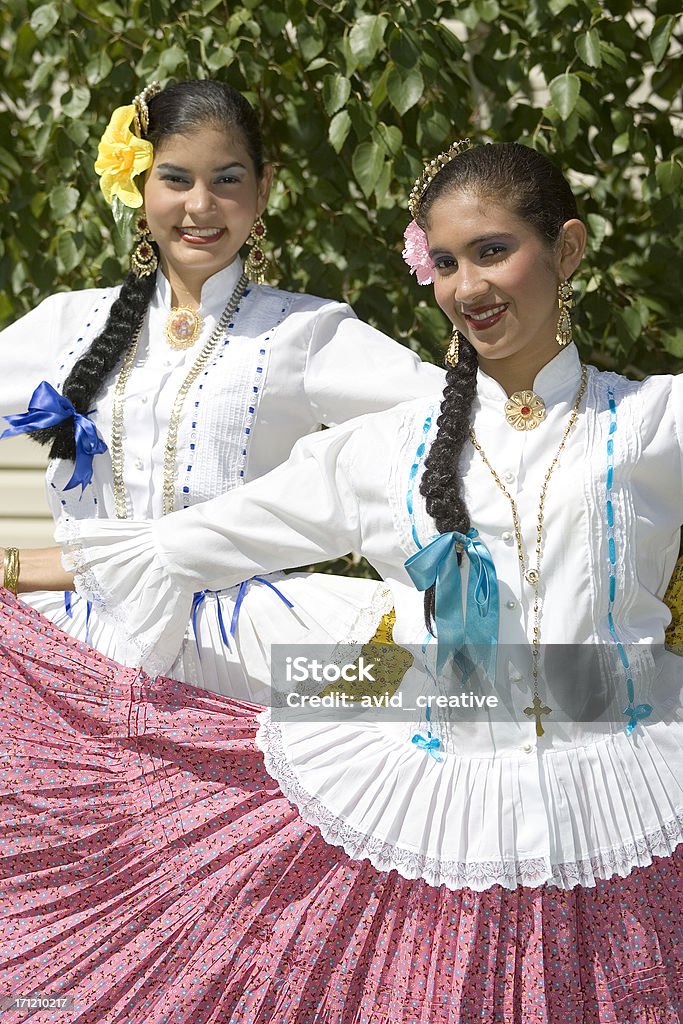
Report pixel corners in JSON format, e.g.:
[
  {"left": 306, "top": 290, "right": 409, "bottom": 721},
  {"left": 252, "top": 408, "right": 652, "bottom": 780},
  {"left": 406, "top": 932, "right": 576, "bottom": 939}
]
[{"left": 0, "top": 591, "right": 681, "bottom": 1024}]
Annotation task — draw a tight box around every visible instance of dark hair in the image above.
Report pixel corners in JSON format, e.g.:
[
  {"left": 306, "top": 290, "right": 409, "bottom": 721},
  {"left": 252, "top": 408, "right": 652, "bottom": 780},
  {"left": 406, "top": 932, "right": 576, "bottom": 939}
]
[
  {"left": 417, "top": 142, "right": 578, "bottom": 632},
  {"left": 36, "top": 80, "right": 264, "bottom": 460},
  {"left": 146, "top": 80, "right": 265, "bottom": 177}
]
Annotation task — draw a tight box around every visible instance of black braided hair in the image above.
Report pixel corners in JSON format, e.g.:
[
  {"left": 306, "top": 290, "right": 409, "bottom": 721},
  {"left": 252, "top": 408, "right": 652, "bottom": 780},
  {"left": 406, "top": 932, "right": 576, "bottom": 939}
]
[
  {"left": 419, "top": 339, "right": 478, "bottom": 631},
  {"left": 34, "top": 80, "right": 265, "bottom": 460},
  {"left": 416, "top": 142, "right": 579, "bottom": 633}
]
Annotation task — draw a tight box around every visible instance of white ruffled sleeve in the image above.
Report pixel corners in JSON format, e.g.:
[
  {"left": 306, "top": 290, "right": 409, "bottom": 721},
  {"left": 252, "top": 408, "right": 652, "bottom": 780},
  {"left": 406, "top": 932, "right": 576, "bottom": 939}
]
[
  {"left": 0, "top": 291, "right": 113, "bottom": 416},
  {"left": 56, "top": 420, "right": 366, "bottom": 676},
  {"left": 303, "top": 304, "right": 445, "bottom": 425}
]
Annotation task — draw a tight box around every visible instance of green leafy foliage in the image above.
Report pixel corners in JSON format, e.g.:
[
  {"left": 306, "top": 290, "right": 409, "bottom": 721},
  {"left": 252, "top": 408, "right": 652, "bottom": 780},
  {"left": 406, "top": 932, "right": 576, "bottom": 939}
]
[{"left": 0, "top": 0, "right": 681, "bottom": 381}]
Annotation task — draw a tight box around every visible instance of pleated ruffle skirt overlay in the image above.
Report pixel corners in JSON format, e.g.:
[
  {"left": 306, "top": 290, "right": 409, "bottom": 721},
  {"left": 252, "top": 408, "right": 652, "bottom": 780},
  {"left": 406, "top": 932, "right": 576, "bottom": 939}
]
[{"left": 0, "top": 592, "right": 681, "bottom": 1024}]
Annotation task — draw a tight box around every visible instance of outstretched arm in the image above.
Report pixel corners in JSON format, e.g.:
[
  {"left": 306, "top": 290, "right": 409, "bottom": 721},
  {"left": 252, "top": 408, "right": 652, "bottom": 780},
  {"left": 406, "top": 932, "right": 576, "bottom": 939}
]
[
  {"left": 55, "top": 417, "right": 372, "bottom": 674},
  {"left": 1, "top": 546, "right": 73, "bottom": 593}
]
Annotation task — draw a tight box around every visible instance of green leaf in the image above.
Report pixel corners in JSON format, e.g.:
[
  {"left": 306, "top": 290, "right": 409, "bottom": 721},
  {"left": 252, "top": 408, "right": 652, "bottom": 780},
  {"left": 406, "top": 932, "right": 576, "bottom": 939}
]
[
  {"left": 328, "top": 110, "right": 351, "bottom": 153},
  {"left": 61, "top": 86, "right": 91, "bottom": 119},
  {"left": 348, "top": 14, "right": 388, "bottom": 67},
  {"left": 50, "top": 185, "right": 80, "bottom": 219},
  {"left": 375, "top": 123, "right": 402, "bottom": 157},
  {"left": 352, "top": 139, "right": 385, "bottom": 198},
  {"left": 548, "top": 73, "right": 580, "bottom": 120},
  {"left": 373, "top": 159, "right": 393, "bottom": 205},
  {"left": 386, "top": 65, "right": 424, "bottom": 115},
  {"left": 30, "top": 58, "right": 58, "bottom": 91},
  {"left": 586, "top": 213, "right": 610, "bottom": 249},
  {"left": 64, "top": 120, "right": 90, "bottom": 146},
  {"left": 662, "top": 328, "right": 683, "bottom": 359},
  {"left": 96, "top": 2, "right": 123, "bottom": 15},
  {"left": 0, "top": 148, "right": 22, "bottom": 178},
  {"left": 575, "top": 29, "right": 601, "bottom": 68},
  {"left": 650, "top": 15, "right": 675, "bottom": 67},
  {"left": 622, "top": 299, "right": 651, "bottom": 342},
  {"left": 297, "top": 20, "right": 325, "bottom": 63},
  {"left": 612, "top": 132, "right": 630, "bottom": 156},
  {"left": 261, "top": 9, "right": 288, "bottom": 36},
  {"left": 474, "top": 0, "right": 500, "bottom": 22},
  {"left": 389, "top": 29, "right": 420, "bottom": 69},
  {"left": 323, "top": 74, "right": 351, "bottom": 116},
  {"left": 85, "top": 51, "right": 113, "bottom": 85},
  {"left": 159, "top": 45, "right": 186, "bottom": 74},
  {"left": 599, "top": 41, "right": 627, "bottom": 72},
  {"left": 29, "top": 2, "right": 60, "bottom": 39},
  {"left": 56, "top": 232, "right": 80, "bottom": 273},
  {"left": 206, "top": 44, "right": 235, "bottom": 72},
  {"left": 655, "top": 159, "right": 683, "bottom": 197},
  {"left": 371, "top": 67, "right": 389, "bottom": 109},
  {"left": 306, "top": 57, "right": 333, "bottom": 72}
]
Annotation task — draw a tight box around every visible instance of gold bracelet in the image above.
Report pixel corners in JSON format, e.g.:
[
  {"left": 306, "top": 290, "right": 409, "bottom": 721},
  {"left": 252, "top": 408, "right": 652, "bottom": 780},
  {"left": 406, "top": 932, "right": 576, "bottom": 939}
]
[{"left": 3, "top": 546, "right": 20, "bottom": 594}]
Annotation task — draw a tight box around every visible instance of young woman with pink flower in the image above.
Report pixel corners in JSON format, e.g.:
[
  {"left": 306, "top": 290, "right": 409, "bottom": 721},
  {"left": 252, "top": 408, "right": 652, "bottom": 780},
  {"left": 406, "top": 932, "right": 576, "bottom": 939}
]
[{"left": 1, "top": 127, "right": 681, "bottom": 1022}]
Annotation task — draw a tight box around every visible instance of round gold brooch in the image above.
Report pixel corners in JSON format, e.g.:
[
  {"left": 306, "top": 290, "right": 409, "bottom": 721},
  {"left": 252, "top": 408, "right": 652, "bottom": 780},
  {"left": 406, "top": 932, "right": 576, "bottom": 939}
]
[
  {"left": 504, "top": 391, "right": 547, "bottom": 431},
  {"left": 164, "top": 307, "right": 203, "bottom": 350}
]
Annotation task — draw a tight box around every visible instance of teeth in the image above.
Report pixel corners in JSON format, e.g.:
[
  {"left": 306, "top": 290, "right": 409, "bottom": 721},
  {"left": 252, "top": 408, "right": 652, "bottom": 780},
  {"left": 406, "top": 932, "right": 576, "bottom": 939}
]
[
  {"left": 180, "top": 228, "right": 222, "bottom": 237},
  {"left": 468, "top": 304, "right": 506, "bottom": 321}
]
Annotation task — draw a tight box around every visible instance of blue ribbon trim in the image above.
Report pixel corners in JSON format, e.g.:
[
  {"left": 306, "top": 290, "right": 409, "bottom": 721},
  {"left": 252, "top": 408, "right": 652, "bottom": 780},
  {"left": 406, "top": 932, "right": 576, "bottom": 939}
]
[
  {"left": 411, "top": 732, "right": 445, "bottom": 762},
  {"left": 1, "top": 381, "right": 107, "bottom": 493},
  {"left": 63, "top": 590, "right": 92, "bottom": 643},
  {"left": 229, "top": 573, "right": 294, "bottom": 634},
  {"left": 405, "top": 528, "right": 499, "bottom": 680},
  {"left": 623, "top": 701, "right": 654, "bottom": 736},
  {"left": 191, "top": 577, "right": 296, "bottom": 651},
  {"left": 191, "top": 590, "right": 231, "bottom": 650}
]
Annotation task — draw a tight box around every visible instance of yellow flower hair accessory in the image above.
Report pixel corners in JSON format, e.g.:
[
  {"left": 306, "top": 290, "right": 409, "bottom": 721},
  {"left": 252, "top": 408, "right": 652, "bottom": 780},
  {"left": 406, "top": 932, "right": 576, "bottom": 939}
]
[{"left": 94, "top": 104, "right": 154, "bottom": 210}]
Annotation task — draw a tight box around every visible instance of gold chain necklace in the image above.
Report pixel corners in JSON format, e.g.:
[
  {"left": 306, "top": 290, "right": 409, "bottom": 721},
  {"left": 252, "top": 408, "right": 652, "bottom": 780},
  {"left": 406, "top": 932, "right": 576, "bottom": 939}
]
[
  {"left": 468, "top": 365, "right": 588, "bottom": 735},
  {"left": 111, "top": 272, "right": 249, "bottom": 520}
]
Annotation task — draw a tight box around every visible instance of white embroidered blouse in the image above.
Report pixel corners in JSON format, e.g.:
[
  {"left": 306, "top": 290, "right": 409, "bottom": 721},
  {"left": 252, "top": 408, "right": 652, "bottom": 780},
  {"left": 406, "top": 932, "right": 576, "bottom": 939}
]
[
  {"left": 58, "top": 345, "right": 683, "bottom": 891},
  {"left": 0, "top": 259, "right": 444, "bottom": 523}
]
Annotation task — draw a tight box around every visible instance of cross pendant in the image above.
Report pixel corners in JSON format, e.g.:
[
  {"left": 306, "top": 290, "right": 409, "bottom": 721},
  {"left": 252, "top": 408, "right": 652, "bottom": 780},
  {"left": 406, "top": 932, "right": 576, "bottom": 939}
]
[{"left": 524, "top": 693, "right": 551, "bottom": 737}]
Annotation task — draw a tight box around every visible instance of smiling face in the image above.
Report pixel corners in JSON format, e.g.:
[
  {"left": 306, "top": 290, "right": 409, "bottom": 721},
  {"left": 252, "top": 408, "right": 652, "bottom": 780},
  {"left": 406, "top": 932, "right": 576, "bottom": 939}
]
[
  {"left": 143, "top": 124, "right": 272, "bottom": 305},
  {"left": 425, "top": 190, "right": 585, "bottom": 387}
]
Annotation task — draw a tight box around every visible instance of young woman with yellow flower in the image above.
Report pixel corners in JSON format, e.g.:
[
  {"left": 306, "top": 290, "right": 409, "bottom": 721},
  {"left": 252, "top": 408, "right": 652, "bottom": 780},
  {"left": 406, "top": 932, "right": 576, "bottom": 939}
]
[{"left": 0, "top": 79, "right": 443, "bottom": 694}]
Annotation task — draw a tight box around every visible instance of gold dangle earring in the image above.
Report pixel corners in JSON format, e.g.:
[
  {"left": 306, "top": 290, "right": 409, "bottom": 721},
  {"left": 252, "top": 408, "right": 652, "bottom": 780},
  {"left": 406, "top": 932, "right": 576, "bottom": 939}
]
[
  {"left": 445, "top": 328, "right": 464, "bottom": 368},
  {"left": 244, "top": 216, "right": 269, "bottom": 284},
  {"left": 556, "top": 280, "right": 574, "bottom": 347},
  {"left": 130, "top": 214, "right": 158, "bottom": 278}
]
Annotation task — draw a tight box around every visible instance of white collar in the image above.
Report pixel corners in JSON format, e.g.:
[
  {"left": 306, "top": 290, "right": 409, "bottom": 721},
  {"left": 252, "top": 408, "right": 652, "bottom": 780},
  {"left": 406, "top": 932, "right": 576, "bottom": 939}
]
[
  {"left": 476, "top": 343, "right": 582, "bottom": 406},
  {"left": 155, "top": 258, "right": 245, "bottom": 316}
]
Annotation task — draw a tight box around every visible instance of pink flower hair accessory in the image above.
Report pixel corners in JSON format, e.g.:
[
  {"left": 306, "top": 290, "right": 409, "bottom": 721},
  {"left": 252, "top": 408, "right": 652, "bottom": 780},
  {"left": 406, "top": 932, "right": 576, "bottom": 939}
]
[{"left": 402, "top": 219, "right": 434, "bottom": 286}]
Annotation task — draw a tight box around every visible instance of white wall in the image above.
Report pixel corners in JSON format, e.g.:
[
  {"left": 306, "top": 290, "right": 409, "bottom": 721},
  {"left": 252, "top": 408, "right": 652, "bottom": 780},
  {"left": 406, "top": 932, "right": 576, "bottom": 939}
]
[{"left": 0, "top": 435, "right": 54, "bottom": 547}]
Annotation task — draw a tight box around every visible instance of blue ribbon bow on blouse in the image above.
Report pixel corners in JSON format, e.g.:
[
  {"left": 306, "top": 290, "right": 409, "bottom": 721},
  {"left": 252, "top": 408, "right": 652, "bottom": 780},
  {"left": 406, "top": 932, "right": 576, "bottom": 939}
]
[
  {"left": 405, "top": 528, "right": 499, "bottom": 682},
  {"left": 1, "top": 381, "right": 107, "bottom": 493},
  {"left": 191, "top": 576, "right": 295, "bottom": 650}
]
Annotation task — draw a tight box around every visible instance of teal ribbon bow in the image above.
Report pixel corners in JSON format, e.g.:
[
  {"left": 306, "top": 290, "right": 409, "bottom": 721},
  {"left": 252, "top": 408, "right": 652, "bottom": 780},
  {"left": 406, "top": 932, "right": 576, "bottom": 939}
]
[
  {"left": 411, "top": 732, "right": 444, "bottom": 762},
  {"left": 405, "top": 528, "right": 499, "bottom": 681},
  {"left": 623, "top": 702, "right": 653, "bottom": 736}
]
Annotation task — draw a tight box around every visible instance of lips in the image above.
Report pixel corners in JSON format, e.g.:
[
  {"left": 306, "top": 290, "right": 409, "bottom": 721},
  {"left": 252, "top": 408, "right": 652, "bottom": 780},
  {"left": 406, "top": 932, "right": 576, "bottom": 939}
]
[
  {"left": 463, "top": 303, "right": 509, "bottom": 330},
  {"left": 177, "top": 227, "right": 226, "bottom": 245}
]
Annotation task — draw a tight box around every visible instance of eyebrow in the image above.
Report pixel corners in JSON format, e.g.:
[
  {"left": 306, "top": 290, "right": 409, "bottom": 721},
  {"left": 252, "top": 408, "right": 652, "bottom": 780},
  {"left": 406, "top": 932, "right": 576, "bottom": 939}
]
[
  {"left": 428, "top": 232, "right": 516, "bottom": 257},
  {"left": 156, "top": 162, "right": 248, "bottom": 174}
]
